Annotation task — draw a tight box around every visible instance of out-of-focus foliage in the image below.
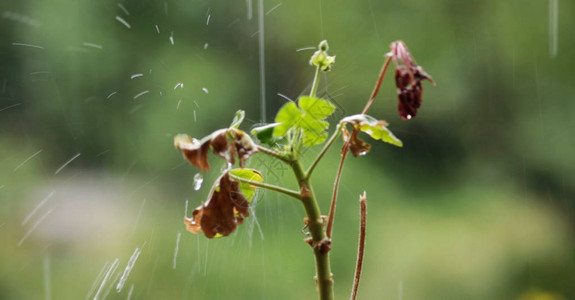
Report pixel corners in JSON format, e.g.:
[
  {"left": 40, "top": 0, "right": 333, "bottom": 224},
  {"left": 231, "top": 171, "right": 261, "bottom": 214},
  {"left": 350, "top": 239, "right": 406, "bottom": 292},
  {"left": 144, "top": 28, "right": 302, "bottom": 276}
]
[{"left": 0, "top": 0, "right": 573, "bottom": 299}]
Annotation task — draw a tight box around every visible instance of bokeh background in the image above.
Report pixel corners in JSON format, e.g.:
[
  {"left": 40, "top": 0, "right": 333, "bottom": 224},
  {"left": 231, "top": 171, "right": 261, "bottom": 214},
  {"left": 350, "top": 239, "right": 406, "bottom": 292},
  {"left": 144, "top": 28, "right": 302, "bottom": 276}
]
[{"left": 1, "top": 0, "right": 574, "bottom": 299}]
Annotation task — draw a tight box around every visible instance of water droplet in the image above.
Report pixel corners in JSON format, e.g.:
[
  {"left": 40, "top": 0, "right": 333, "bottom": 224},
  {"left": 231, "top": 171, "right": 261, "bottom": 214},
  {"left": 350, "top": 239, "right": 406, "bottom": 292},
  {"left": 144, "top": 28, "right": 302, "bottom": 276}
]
[
  {"left": 358, "top": 150, "right": 368, "bottom": 156},
  {"left": 193, "top": 173, "right": 203, "bottom": 191},
  {"left": 406, "top": 114, "right": 412, "bottom": 120}
]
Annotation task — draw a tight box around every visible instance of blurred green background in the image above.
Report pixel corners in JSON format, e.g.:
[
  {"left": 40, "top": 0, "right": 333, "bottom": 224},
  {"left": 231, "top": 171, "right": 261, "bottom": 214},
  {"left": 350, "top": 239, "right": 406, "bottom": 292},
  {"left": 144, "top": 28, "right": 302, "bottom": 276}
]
[{"left": 1, "top": 0, "right": 574, "bottom": 299}]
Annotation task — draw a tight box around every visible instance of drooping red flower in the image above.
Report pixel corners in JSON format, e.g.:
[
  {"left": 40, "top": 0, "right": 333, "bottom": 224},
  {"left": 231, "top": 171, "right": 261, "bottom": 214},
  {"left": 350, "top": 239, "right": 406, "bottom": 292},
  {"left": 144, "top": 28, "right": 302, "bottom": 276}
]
[{"left": 389, "top": 41, "right": 434, "bottom": 120}]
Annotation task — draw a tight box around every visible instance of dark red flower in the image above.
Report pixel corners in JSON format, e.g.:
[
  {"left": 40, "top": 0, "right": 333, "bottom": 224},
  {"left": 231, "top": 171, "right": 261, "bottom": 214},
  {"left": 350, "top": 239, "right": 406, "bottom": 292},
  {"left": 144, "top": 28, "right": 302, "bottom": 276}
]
[{"left": 390, "top": 41, "right": 434, "bottom": 120}]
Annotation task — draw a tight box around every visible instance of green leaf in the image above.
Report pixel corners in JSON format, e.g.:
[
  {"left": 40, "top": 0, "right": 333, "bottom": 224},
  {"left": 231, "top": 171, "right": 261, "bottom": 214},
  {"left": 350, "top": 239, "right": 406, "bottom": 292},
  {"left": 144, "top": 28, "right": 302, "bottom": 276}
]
[
  {"left": 299, "top": 96, "right": 335, "bottom": 120},
  {"left": 229, "top": 168, "right": 263, "bottom": 203},
  {"left": 300, "top": 114, "right": 329, "bottom": 146},
  {"left": 272, "top": 97, "right": 336, "bottom": 147},
  {"left": 229, "top": 110, "right": 245, "bottom": 129},
  {"left": 273, "top": 102, "right": 302, "bottom": 137},
  {"left": 341, "top": 114, "right": 403, "bottom": 147},
  {"left": 251, "top": 123, "right": 280, "bottom": 145},
  {"left": 299, "top": 97, "right": 334, "bottom": 146}
]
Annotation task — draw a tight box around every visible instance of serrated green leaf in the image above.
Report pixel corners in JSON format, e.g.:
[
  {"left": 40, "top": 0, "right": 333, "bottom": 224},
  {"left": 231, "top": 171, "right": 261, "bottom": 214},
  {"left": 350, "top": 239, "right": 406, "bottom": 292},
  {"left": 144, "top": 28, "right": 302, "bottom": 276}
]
[
  {"left": 273, "top": 102, "right": 302, "bottom": 137},
  {"left": 302, "top": 131, "right": 328, "bottom": 147},
  {"left": 230, "top": 110, "right": 245, "bottom": 129},
  {"left": 299, "top": 97, "right": 335, "bottom": 146},
  {"left": 272, "top": 97, "right": 335, "bottom": 147},
  {"left": 229, "top": 168, "right": 263, "bottom": 203},
  {"left": 300, "top": 114, "right": 329, "bottom": 146},
  {"left": 299, "top": 96, "right": 335, "bottom": 120}
]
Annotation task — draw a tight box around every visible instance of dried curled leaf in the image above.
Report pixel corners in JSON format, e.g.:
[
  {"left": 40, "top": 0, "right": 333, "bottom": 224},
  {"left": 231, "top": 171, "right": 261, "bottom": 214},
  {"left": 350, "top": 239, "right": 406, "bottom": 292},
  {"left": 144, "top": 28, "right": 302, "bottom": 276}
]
[
  {"left": 342, "top": 126, "right": 372, "bottom": 157},
  {"left": 340, "top": 114, "right": 403, "bottom": 157},
  {"left": 184, "top": 172, "right": 251, "bottom": 238},
  {"left": 174, "top": 128, "right": 258, "bottom": 171},
  {"left": 174, "top": 134, "right": 211, "bottom": 171},
  {"left": 389, "top": 41, "right": 434, "bottom": 120}
]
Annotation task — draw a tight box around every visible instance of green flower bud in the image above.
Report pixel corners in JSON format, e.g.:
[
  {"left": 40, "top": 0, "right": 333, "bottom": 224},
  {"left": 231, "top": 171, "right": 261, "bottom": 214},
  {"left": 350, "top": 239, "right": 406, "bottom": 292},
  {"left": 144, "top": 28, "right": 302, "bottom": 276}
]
[
  {"left": 318, "top": 40, "right": 329, "bottom": 51},
  {"left": 309, "top": 40, "right": 336, "bottom": 72}
]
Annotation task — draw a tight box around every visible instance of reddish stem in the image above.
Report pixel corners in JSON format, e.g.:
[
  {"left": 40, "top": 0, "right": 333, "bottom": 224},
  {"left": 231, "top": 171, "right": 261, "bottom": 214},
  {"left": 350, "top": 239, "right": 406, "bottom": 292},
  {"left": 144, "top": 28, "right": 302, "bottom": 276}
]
[
  {"left": 350, "top": 191, "right": 367, "bottom": 300},
  {"left": 326, "top": 143, "right": 349, "bottom": 239},
  {"left": 361, "top": 56, "right": 392, "bottom": 114},
  {"left": 326, "top": 56, "right": 392, "bottom": 239}
]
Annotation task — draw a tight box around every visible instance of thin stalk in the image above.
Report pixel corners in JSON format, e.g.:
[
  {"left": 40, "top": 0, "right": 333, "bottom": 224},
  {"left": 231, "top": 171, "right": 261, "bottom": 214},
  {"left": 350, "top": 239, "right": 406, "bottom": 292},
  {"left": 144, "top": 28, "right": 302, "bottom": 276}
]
[
  {"left": 310, "top": 66, "right": 321, "bottom": 98},
  {"left": 327, "top": 56, "right": 392, "bottom": 239},
  {"left": 305, "top": 123, "right": 343, "bottom": 179},
  {"left": 229, "top": 174, "right": 301, "bottom": 200},
  {"left": 361, "top": 55, "right": 392, "bottom": 114},
  {"left": 292, "top": 161, "right": 334, "bottom": 300},
  {"left": 350, "top": 192, "right": 367, "bottom": 300},
  {"left": 326, "top": 143, "right": 349, "bottom": 239},
  {"left": 256, "top": 145, "right": 292, "bottom": 164}
]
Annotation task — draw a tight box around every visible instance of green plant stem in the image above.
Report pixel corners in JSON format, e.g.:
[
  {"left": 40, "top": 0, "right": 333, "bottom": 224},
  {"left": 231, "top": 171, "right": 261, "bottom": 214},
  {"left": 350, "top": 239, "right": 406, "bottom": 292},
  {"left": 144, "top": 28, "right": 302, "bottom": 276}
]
[
  {"left": 305, "top": 123, "right": 343, "bottom": 179},
  {"left": 256, "top": 145, "right": 292, "bottom": 164},
  {"left": 292, "top": 161, "right": 334, "bottom": 300},
  {"left": 310, "top": 66, "right": 321, "bottom": 98},
  {"left": 229, "top": 174, "right": 301, "bottom": 200}
]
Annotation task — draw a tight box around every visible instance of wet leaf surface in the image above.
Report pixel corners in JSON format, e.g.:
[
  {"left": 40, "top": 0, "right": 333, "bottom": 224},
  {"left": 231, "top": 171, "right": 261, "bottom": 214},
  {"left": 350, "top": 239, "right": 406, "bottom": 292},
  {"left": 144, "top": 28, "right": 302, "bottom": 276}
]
[{"left": 341, "top": 114, "right": 402, "bottom": 156}]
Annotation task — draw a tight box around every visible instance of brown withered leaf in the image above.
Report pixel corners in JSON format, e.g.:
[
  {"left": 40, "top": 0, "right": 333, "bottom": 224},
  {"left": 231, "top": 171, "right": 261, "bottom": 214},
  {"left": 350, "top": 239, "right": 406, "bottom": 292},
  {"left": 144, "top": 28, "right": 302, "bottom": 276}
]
[
  {"left": 389, "top": 41, "right": 434, "bottom": 120},
  {"left": 174, "top": 134, "right": 211, "bottom": 171},
  {"left": 232, "top": 129, "right": 259, "bottom": 168},
  {"left": 183, "top": 172, "right": 250, "bottom": 238},
  {"left": 174, "top": 128, "right": 258, "bottom": 171},
  {"left": 211, "top": 129, "right": 258, "bottom": 168},
  {"left": 184, "top": 209, "right": 203, "bottom": 234},
  {"left": 342, "top": 126, "right": 371, "bottom": 157}
]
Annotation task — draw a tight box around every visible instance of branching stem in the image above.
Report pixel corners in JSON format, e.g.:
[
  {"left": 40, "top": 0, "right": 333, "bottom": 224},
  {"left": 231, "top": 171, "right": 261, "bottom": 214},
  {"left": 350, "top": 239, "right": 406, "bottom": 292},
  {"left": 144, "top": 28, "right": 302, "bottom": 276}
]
[
  {"left": 305, "top": 123, "right": 343, "bottom": 179},
  {"left": 229, "top": 174, "right": 301, "bottom": 200},
  {"left": 256, "top": 145, "right": 292, "bottom": 164},
  {"left": 291, "top": 161, "right": 334, "bottom": 300},
  {"left": 327, "top": 56, "right": 392, "bottom": 239}
]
